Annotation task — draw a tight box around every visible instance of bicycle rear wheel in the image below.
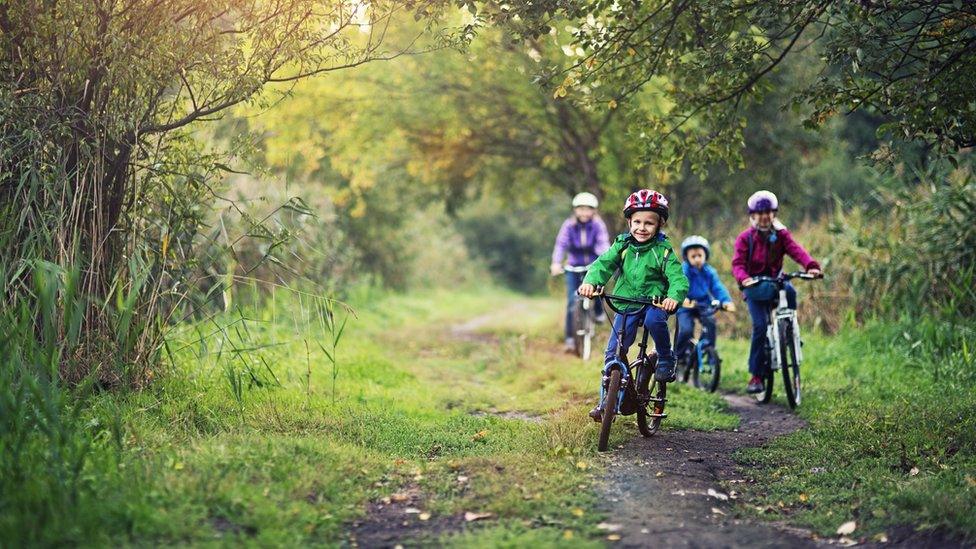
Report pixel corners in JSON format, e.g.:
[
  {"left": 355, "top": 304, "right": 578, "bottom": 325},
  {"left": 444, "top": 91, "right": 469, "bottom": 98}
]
[
  {"left": 698, "top": 345, "right": 721, "bottom": 393},
  {"left": 637, "top": 378, "right": 667, "bottom": 437},
  {"left": 598, "top": 369, "right": 621, "bottom": 451},
  {"left": 780, "top": 321, "right": 801, "bottom": 408}
]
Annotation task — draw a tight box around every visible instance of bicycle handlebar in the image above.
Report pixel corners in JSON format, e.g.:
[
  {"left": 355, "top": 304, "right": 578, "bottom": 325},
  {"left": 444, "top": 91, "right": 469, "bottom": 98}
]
[
  {"left": 747, "top": 271, "right": 823, "bottom": 286},
  {"left": 561, "top": 265, "right": 590, "bottom": 274},
  {"left": 682, "top": 299, "right": 727, "bottom": 313},
  {"left": 591, "top": 288, "right": 665, "bottom": 316}
]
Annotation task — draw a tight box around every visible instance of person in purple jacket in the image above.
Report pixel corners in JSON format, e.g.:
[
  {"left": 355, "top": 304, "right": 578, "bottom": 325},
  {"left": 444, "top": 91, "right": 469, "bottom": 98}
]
[
  {"left": 732, "top": 190, "right": 823, "bottom": 394},
  {"left": 550, "top": 192, "right": 611, "bottom": 352}
]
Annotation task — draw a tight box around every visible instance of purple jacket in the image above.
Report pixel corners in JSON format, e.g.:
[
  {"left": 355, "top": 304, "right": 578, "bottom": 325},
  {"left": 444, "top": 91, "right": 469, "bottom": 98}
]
[
  {"left": 552, "top": 216, "right": 611, "bottom": 267},
  {"left": 731, "top": 224, "right": 820, "bottom": 284}
]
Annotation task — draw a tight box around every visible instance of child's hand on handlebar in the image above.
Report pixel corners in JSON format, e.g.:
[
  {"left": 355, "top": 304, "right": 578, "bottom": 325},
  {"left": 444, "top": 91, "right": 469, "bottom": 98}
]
[
  {"left": 742, "top": 277, "right": 756, "bottom": 287},
  {"left": 682, "top": 298, "right": 696, "bottom": 308},
  {"left": 807, "top": 268, "right": 823, "bottom": 278},
  {"left": 550, "top": 262, "right": 564, "bottom": 276},
  {"left": 722, "top": 302, "right": 736, "bottom": 312},
  {"left": 660, "top": 297, "right": 679, "bottom": 313},
  {"left": 577, "top": 283, "right": 597, "bottom": 298}
]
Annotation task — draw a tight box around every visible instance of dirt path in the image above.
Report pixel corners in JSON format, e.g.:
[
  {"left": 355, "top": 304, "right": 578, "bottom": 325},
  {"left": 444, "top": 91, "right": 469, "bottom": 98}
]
[{"left": 598, "top": 393, "right": 823, "bottom": 548}]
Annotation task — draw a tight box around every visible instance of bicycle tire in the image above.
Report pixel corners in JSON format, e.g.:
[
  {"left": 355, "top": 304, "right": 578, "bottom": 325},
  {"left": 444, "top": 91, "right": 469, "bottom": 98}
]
[
  {"left": 781, "top": 321, "right": 801, "bottom": 409},
  {"left": 638, "top": 378, "right": 666, "bottom": 437},
  {"left": 756, "top": 354, "right": 774, "bottom": 404},
  {"left": 598, "top": 369, "right": 621, "bottom": 451},
  {"left": 677, "top": 351, "right": 693, "bottom": 384},
  {"left": 572, "top": 299, "right": 586, "bottom": 358},
  {"left": 699, "top": 345, "right": 721, "bottom": 393},
  {"left": 581, "top": 307, "right": 594, "bottom": 360}
]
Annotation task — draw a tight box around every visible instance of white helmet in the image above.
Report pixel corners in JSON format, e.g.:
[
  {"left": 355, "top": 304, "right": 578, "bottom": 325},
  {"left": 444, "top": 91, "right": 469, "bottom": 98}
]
[
  {"left": 747, "top": 190, "right": 779, "bottom": 213},
  {"left": 681, "top": 235, "right": 710, "bottom": 259},
  {"left": 572, "top": 192, "right": 599, "bottom": 209}
]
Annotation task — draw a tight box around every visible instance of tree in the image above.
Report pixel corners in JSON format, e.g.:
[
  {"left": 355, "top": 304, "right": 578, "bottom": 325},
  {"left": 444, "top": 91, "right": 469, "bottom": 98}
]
[
  {"left": 0, "top": 0, "right": 451, "bottom": 383},
  {"left": 470, "top": 1, "right": 976, "bottom": 169}
]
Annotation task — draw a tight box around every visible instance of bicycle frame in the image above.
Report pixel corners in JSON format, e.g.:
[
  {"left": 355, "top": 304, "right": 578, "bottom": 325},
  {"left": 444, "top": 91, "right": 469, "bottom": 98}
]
[
  {"left": 597, "top": 292, "right": 662, "bottom": 411},
  {"left": 753, "top": 273, "right": 816, "bottom": 371}
]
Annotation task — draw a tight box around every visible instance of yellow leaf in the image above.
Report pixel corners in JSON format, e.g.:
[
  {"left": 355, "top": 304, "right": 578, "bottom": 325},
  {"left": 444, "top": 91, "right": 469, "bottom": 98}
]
[
  {"left": 553, "top": 86, "right": 568, "bottom": 99},
  {"left": 173, "top": 461, "right": 184, "bottom": 471},
  {"left": 799, "top": 493, "right": 808, "bottom": 502},
  {"left": 608, "top": 99, "right": 618, "bottom": 110},
  {"left": 836, "top": 520, "right": 857, "bottom": 535},
  {"left": 627, "top": 47, "right": 637, "bottom": 56},
  {"left": 571, "top": 507, "right": 584, "bottom": 517},
  {"left": 576, "top": 461, "right": 589, "bottom": 470},
  {"left": 607, "top": 534, "right": 621, "bottom": 541},
  {"left": 563, "top": 530, "right": 574, "bottom": 540},
  {"left": 419, "top": 512, "right": 431, "bottom": 521},
  {"left": 161, "top": 233, "right": 170, "bottom": 258},
  {"left": 471, "top": 430, "right": 489, "bottom": 441}
]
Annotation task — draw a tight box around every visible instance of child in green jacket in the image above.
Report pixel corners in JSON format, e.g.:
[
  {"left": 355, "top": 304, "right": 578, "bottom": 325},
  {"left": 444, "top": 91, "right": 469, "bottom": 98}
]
[{"left": 578, "top": 189, "right": 689, "bottom": 421}]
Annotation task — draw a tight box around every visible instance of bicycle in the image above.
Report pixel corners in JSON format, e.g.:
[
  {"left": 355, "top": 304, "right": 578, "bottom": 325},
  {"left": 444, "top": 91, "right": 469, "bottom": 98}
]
[
  {"left": 562, "top": 265, "right": 598, "bottom": 360},
  {"left": 749, "top": 271, "right": 822, "bottom": 409},
  {"left": 591, "top": 289, "right": 669, "bottom": 452},
  {"left": 675, "top": 299, "right": 727, "bottom": 393}
]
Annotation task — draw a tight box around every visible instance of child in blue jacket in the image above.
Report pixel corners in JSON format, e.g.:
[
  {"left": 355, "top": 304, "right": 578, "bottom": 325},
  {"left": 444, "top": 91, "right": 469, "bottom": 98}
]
[{"left": 674, "top": 236, "right": 735, "bottom": 362}]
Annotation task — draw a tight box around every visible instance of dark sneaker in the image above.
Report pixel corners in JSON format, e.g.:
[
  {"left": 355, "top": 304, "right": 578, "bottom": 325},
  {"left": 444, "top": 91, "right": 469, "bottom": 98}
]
[
  {"left": 589, "top": 405, "right": 603, "bottom": 422},
  {"left": 654, "top": 362, "right": 676, "bottom": 382},
  {"left": 747, "top": 375, "right": 764, "bottom": 394}
]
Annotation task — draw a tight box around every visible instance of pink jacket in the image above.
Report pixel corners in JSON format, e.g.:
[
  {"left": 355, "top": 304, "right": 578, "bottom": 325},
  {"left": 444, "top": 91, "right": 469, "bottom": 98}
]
[{"left": 731, "top": 224, "right": 820, "bottom": 284}]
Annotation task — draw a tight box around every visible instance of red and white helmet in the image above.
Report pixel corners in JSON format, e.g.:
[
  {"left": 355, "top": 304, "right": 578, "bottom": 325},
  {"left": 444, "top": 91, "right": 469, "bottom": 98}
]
[{"left": 623, "top": 189, "right": 669, "bottom": 221}]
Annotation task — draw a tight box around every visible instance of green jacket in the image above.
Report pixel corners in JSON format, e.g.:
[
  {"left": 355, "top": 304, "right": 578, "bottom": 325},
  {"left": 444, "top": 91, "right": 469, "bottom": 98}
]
[{"left": 582, "top": 233, "right": 689, "bottom": 303}]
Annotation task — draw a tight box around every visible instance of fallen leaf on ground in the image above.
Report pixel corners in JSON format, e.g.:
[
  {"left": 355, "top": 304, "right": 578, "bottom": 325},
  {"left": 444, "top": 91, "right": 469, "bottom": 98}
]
[
  {"left": 909, "top": 467, "right": 920, "bottom": 476},
  {"left": 471, "top": 430, "right": 489, "bottom": 441},
  {"left": 404, "top": 507, "right": 421, "bottom": 514},
  {"left": 607, "top": 534, "right": 621, "bottom": 541},
  {"left": 576, "top": 461, "right": 589, "bottom": 470},
  {"left": 597, "top": 522, "right": 622, "bottom": 531},
  {"left": 707, "top": 488, "right": 729, "bottom": 501},
  {"left": 836, "top": 520, "right": 857, "bottom": 535},
  {"left": 571, "top": 507, "right": 584, "bottom": 517},
  {"left": 873, "top": 533, "right": 889, "bottom": 543},
  {"left": 390, "top": 493, "right": 410, "bottom": 503},
  {"left": 456, "top": 475, "right": 469, "bottom": 483},
  {"left": 563, "top": 530, "right": 574, "bottom": 540},
  {"left": 418, "top": 513, "right": 431, "bottom": 521},
  {"left": 799, "top": 493, "right": 809, "bottom": 502},
  {"left": 655, "top": 471, "right": 664, "bottom": 477},
  {"left": 464, "top": 512, "right": 494, "bottom": 522},
  {"left": 837, "top": 536, "right": 858, "bottom": 547},
  {"left": 711, "top": 507, "right": 726, "bottom": 515}
]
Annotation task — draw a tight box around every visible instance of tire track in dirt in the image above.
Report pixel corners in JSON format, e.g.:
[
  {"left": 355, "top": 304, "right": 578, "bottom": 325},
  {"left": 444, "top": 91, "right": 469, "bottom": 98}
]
[{"left": 599, "top": 393, "right": 823, "bottom": 548}]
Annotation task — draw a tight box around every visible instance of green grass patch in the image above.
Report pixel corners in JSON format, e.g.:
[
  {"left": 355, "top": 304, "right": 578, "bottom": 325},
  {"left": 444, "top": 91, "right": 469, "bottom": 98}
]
[
  {"left": 730, "top": 320, "right": 976, "bottom": 542},
  {"left": 2, "top": 287, "right": 742, "bottom": 546}
]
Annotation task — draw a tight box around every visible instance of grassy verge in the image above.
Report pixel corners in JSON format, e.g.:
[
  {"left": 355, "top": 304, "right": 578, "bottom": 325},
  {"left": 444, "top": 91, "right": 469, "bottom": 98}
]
[
  {"left": 2, "top": 287, "right": 738, "bottom": 546},
  {"left": 723, "top": 320, "right": 976, "bottom": 542}
]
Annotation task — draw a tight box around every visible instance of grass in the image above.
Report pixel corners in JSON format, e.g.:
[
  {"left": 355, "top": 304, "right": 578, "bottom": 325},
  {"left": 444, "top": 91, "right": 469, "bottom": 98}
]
[
  {"left": 1, "top": 287, "right": 739, "bottom": 546},
  {"left": 724, "top": 319, "right": 976, "bottom": 542}
]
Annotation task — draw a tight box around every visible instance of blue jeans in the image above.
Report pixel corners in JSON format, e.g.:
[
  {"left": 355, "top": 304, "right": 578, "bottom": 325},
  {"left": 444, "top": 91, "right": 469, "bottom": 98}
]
[
  {"left": 674, "top": 306, "right": 717, "bottom": 360},
  {"left": 604, "top": 307, "right": 674, "bottom": 368},
  {"left": 746, "top": 282, "right": 797, "bottom": 376},
  {"left": 564, "top": 270, "right": 604, "bottom": 340}
]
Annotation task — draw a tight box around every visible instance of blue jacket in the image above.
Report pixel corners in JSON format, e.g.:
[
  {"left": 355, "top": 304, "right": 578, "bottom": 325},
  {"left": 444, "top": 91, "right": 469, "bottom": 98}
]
[{"left": 682, "top": 262, "right": 733, "bottom": 304}]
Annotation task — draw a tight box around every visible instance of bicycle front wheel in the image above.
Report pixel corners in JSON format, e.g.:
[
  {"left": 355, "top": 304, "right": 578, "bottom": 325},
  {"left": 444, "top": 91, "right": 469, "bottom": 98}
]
[
  {"left": 572, "top": 299, "right": 586, "bottom": 358},
  {"left": 637, "top": 378, "right": 666, "bottom": 437},
  {"left": 780, "top": 321, "right": 801, "bottom": 408},
  {"left": 698, "top": 345, "right": 721, "bottom": 393},
  {"left": 598, "top": 369, "right": 621, "bottom": 451}
]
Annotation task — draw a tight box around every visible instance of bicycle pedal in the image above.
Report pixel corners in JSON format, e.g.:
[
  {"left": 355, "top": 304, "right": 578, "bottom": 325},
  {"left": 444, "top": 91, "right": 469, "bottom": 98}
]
[
  {"left": 649, "top": 413, "right": 668, "bottom": 419},
  {"left": 648, "top": 397, "right": 667, "bottom": 403}
]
